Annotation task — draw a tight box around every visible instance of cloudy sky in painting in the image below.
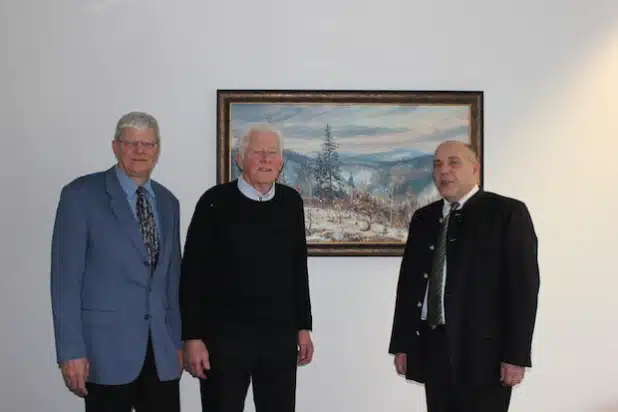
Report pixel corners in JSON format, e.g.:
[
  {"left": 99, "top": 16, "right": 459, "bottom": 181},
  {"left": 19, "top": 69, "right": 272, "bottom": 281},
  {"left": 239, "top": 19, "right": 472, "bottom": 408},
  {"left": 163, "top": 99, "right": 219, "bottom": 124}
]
[{"left": 230, "top": 103, "right": 471, "bottom": 155}]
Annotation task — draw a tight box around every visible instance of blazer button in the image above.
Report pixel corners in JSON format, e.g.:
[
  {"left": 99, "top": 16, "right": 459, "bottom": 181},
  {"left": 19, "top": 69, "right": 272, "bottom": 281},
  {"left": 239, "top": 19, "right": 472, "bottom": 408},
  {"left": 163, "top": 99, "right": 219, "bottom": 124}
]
[
  {"left": 416, "top": 330, "right": 420, "bottom": 336},
  {"left": 144, "top": 314, "right": 150, "bottom": 320},
  {"left": 429, "top": 245, "right": 434, "bottom": 250},
  {"left": 417, "top": 302, "right": 422, "bottom": 307},
  {"left": 423, "top": 273, "right": 428, "bottom": 279}
]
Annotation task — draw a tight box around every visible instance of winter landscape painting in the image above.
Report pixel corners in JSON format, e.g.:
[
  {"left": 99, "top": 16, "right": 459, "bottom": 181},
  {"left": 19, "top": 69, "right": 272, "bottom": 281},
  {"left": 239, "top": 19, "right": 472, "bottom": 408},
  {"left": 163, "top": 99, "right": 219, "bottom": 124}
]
[{"left": 216, "top": 90, "right": 483, "bottom": 256}]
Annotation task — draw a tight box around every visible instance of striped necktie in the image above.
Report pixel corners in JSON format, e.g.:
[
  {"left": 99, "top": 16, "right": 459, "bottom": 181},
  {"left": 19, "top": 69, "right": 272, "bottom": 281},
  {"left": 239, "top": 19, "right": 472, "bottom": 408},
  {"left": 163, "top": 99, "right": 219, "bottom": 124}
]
[{"left": 427, "top": 201, "right": 459, "bottom": 328}]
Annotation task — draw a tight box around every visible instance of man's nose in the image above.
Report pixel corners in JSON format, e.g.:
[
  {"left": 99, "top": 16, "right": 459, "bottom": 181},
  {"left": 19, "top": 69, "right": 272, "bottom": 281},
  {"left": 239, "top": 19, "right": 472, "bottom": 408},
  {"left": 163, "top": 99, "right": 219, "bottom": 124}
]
[{"left": 436, "top": 164, "right": 450, "bottom": 174}]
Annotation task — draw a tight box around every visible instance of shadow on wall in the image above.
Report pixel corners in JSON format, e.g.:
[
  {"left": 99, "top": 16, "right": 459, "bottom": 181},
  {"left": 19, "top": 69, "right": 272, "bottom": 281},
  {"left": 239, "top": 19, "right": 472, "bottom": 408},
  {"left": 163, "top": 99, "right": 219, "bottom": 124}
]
[{"left": 593, "top": 401, "right": 618, "bottom": 411}]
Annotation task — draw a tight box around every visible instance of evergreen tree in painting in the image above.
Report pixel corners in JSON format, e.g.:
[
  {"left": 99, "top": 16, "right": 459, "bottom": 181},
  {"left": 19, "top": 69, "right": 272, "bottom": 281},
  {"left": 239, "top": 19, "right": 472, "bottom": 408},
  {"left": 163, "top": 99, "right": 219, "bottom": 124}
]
[{"left": 314, "top": 124, "right": 344, "bottom": 203}]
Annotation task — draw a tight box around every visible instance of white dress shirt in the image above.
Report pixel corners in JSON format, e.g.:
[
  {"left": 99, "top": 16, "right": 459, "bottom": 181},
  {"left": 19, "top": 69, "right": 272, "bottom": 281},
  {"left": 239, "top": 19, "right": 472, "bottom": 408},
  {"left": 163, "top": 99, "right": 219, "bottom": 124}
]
[
  {"left": 237, "top": 174, "right": 275, "bottom": 201},
  {"left": 421, "top": 185, "right": 479, "bottom": 321}
]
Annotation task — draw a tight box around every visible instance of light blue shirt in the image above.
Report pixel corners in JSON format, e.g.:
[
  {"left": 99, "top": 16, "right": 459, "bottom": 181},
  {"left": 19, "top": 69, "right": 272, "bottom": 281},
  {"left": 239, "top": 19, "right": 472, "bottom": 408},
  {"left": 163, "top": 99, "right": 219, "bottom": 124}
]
[
  {"left": 115, "top": 165, "right": 161, "bottom": 235},
  {"left": 237, "top": 174, "right": 275, "bottom": 201}
]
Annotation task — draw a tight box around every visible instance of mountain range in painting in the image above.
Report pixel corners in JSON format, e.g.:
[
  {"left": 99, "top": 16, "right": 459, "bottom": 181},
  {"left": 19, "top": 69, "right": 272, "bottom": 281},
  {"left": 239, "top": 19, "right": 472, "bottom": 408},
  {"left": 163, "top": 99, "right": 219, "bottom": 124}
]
[
  {"left": 227, "top": 101, "right": 471, "bottom": 243},
  {"left": 231, "top": 146, "right": 441, "bottom": 243}
]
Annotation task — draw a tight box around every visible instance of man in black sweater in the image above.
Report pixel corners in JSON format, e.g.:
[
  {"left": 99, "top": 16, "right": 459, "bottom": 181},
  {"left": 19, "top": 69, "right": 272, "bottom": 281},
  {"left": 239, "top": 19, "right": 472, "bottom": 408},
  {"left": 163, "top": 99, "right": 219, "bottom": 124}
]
[{"left": 180, "top": 124, "right": 313, "bottom": 412}]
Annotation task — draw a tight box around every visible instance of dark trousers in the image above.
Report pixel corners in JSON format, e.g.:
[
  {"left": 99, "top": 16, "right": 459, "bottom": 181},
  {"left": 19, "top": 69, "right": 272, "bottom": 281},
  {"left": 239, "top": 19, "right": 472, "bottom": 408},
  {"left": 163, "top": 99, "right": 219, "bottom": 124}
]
[
  {"left": 199, "top": 332, "right": 298, "bottom": 412},
  {"left": 84, "top": 336, "right": 180, "bottom": 412},
  {"left": 422, "top": 324, "right": 512, "bottom": 412}
]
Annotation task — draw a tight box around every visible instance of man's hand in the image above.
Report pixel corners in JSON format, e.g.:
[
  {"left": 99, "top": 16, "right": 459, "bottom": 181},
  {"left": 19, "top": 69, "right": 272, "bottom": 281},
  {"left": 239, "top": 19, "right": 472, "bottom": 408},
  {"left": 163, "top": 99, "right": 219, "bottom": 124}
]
[
  {"left": 394, "top": 353, "right": 407, "bottom": 375},
  {"left": 500, "top": 362, "right": 525, "bottom": 386},
  {"left": 60, "top": 358, "right": 89, "bottom": 397},
  {"left": 177, "top": 349, "right": 184, "bottom": 374},
  {"left": 183, "top": 339, "right": 210, "bottom": 379},
  {"left": 297, "top": 330, "right": 314, "bottom": 366}
]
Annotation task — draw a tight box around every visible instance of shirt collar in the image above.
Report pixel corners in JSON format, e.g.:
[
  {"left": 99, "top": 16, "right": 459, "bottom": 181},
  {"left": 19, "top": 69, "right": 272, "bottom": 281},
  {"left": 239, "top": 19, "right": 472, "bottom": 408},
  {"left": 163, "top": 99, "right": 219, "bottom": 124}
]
[
  {"left": 237, "top": 174, "right": 275, "bottom": 201},
  {"left": 442, "top": 185, "right": 479, "bottom": 212},
  {"left": 115, "top": 164, "right": 156, "bottom": 198}
]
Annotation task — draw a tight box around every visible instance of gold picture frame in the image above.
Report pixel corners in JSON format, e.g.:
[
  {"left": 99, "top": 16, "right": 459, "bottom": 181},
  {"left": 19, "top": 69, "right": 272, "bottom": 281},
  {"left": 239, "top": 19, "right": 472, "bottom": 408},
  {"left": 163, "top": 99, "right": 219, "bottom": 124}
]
[{"left": 217, "top": 89, "right": 483, "bottom": 256}]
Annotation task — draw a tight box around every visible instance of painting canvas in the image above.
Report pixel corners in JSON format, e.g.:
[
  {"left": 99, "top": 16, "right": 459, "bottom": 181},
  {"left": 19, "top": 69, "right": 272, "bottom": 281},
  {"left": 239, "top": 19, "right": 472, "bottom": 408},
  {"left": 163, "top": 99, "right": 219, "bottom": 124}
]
[{"left": 217, "top": 90, "right": 483, "bottom": 256}]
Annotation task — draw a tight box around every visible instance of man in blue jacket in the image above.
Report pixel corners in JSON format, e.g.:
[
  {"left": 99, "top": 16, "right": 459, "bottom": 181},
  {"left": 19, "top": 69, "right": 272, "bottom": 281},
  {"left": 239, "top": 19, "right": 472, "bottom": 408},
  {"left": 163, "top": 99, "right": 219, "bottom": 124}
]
[{"left": 50, "top": 111, "right": 183, "bottom": 412}]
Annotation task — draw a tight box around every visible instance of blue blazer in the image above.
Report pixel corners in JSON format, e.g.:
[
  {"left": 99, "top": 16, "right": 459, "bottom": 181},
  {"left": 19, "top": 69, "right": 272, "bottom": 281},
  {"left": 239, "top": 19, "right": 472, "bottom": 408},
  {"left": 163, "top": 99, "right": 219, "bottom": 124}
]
[{"left": 50, "top": 166, "right": 183, "bottom": 385}]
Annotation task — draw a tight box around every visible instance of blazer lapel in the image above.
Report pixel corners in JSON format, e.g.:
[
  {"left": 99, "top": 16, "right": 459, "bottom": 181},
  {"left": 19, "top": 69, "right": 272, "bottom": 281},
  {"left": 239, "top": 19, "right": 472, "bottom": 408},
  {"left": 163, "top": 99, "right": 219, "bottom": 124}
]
[
  {"left": 448, "top": 190, "right": 485, "bottom": 283},
  {"left": 105, "top": 168, "right": 149, "bottom": 263},
  {"left": 427, "top": 201, "right": 444, "bottom": 244},
  {"left": 152, "top": 183, "right": 173, "bottom": 276}
]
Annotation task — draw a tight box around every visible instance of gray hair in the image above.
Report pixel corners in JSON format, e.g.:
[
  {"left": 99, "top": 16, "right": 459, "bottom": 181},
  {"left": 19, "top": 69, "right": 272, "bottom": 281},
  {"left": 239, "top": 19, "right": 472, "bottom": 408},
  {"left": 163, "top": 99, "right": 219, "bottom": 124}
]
[
  {"left": 237, "top": 123, "right": 284, "bottom": 159},
  {"left": 114, "top": 111, "right": 160, "bottom": 142}
]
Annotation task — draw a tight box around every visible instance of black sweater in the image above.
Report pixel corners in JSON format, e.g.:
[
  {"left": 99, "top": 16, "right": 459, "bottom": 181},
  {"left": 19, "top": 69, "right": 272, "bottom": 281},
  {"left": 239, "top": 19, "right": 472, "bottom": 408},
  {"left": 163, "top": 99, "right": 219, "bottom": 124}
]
[{"left": 179, "top": 181, "right": 312, "bottom": 341}]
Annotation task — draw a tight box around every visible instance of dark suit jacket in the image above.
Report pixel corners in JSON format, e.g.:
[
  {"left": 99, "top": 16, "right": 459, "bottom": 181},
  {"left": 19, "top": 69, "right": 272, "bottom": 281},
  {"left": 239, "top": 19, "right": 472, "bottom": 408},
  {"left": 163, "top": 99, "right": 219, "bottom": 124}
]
[{"left": 388, "top": 190, "right": 540, "bottom": 386}]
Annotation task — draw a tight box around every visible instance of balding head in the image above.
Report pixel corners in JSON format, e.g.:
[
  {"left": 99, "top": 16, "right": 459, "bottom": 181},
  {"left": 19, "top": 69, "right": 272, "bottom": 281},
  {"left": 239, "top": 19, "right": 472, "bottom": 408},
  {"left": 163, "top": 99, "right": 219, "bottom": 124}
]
[{"left": 433, "top": 140, "right": 480, "bottom": 202}]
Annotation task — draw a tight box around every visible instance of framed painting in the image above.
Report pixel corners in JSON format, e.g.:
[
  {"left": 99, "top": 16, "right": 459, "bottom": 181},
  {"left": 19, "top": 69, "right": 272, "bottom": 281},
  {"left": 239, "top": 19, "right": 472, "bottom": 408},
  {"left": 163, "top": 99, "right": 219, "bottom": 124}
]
[{"left": 216, "top": 89, "right": 483, "bottom": 256}]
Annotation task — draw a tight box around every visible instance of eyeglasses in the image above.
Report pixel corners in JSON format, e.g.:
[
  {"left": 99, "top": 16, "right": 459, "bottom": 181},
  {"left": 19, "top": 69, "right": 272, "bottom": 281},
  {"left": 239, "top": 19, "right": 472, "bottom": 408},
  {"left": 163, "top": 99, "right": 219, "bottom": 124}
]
[
  {"left": 118, "top": 139, "right": 159, "bottom": 150},
  {"left": 248, "top": 149, "right": 280, "bottom": 158}
]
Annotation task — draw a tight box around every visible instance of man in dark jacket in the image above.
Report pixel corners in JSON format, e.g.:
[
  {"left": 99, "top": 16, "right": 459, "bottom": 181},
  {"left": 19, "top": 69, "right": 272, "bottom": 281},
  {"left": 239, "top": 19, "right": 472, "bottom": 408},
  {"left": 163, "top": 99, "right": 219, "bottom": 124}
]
[{"left": 389, "top": 140, "right": 540, "bottom": 412}]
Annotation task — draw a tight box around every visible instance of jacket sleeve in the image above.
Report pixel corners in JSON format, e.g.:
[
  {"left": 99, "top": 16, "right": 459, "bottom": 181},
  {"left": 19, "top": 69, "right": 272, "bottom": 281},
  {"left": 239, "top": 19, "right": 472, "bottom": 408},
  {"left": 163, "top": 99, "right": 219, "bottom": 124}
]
[
  {"left": 179, "top": 194, "right": 213, "bottom": 341},
  {"left": 50, "top": 185, "right": 88, "bottom": 363},
  {"left": 166, "top": 198, "right": 183, "bottom": 350},
  {"left": 388, "top": 211, "right": 420, "bottom": 355},
  {"left": 502, "top": 201, "right": 540, "bottom": 367},
  {"left": 293, "top": 194, "right": 312, "bottom": 331}
]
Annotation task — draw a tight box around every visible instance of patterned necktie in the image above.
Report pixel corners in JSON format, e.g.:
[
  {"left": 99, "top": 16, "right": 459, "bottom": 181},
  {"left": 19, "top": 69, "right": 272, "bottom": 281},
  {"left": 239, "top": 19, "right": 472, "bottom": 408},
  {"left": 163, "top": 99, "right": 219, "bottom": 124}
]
[
  {"left": 136, "top": 186, "right": 160, "bottom": 269},
  {"left": 427, "top": 201, "right": 459, "bottom": 328}
]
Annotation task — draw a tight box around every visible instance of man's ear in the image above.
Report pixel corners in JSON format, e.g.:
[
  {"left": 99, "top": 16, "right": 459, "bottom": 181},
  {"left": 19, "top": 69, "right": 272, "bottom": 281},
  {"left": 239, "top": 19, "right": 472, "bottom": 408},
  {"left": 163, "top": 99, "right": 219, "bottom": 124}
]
[
  {"left": 112, "top": 140, "right": 120, "bottom": 159},
  {"left": 276, "top": 161, "right": 285, "bottom": 179},
  {"left": 473, "top": 161, "right": 481, "bottom": 175},
  {"left": 234, "top": 153, "right": 243, "bottom": 172}
]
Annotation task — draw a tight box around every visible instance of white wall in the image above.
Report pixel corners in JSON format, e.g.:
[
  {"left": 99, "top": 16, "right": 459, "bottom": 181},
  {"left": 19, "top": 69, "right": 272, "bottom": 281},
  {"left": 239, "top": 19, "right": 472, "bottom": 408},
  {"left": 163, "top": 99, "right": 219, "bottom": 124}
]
[{"left": 1, "top": 0, "right": 617, "bottom": 411}]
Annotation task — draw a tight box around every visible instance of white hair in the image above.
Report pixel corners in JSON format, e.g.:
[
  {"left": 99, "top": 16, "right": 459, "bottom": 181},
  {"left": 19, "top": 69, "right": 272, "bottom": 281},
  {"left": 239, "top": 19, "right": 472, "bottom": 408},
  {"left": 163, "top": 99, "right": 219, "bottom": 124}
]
[
  {"left": 237, "top": 123, "right": 284, "bottom": 159},
  {"left": 114, "top": 111, "right": 160, "bottom": 142}
]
